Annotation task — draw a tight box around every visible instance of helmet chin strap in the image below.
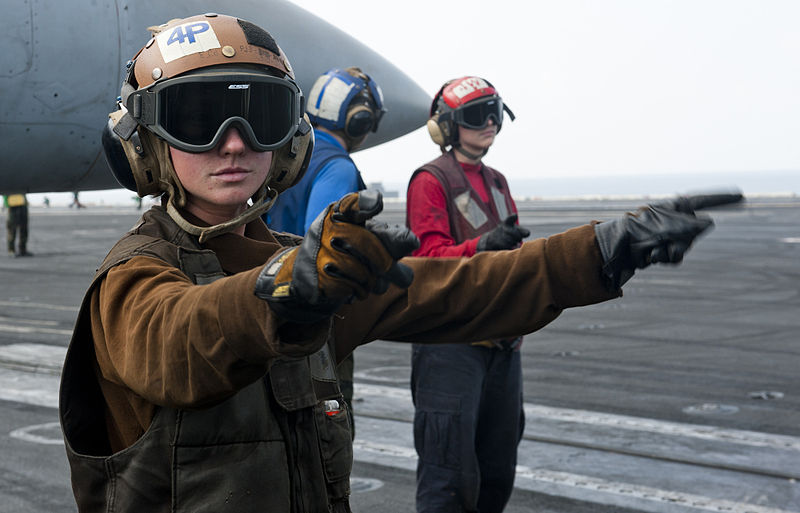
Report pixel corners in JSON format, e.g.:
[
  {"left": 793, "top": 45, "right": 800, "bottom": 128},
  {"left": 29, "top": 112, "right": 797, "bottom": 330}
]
[
  {"left": 152, "top": 133, "right": 279, "bottom": 243},
  {"left": 454, "top": 144, "right": 488, "bottom": 161},
  {"left": 166, "top": 186, "right": 278, "bottom": 243}
]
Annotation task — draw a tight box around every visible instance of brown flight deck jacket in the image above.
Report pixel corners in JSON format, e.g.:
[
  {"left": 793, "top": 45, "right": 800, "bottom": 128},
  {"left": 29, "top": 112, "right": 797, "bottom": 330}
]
[{"left": 87, "top": 208, "right": 618, "bottom": 452}]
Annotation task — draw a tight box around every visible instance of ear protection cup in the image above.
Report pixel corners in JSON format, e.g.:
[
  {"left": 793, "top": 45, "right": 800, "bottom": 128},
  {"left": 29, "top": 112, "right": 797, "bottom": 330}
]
[
  {"left": 426, "top": 116, "right": 445, "bottom": 147},
  {"left": 266, "top": 113, "right": 314, "bottom": 193},
  {"left": 426, "top": 113, "right": 455, "bottom": 148},
  {"left": 344, "top": 104, "right": 376, "bottom": 138},
  {"left": 427, "top": 84, "right": 457, "bottom": 149},
  {"left": 103, "top": 110, "right": 163, "bottom": 197},
  {"left": 102, "top": 118, "right": 138, "bottom": 192}
]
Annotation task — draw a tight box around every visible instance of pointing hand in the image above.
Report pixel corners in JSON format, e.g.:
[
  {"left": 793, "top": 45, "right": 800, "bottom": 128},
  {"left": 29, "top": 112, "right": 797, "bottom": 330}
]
[{"left": 255, "top": 190, "right": 420, "bottom": 323}]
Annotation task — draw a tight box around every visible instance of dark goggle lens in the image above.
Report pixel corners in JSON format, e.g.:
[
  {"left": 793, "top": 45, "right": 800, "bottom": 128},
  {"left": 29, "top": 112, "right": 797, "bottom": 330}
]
[
  {"left": 458, "top": 99, "right": 503, "bottom": 129},
  {"left": 159, "top": 81, "right": 295, "bottom": 147}
]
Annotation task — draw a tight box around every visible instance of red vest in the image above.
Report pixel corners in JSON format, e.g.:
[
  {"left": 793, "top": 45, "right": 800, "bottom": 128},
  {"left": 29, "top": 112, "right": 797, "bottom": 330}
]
[{"left": 409, "top": 151, "right": 515, "bottom": 244}]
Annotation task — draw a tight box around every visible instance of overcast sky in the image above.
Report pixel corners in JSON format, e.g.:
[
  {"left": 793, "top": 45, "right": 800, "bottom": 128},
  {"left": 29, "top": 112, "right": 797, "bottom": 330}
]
[
  {"left": 33, "top": 1, "right": 800, "bottom": 205},
  {"left": 289, "top": 0, "right": 800, "bottom": 190}
]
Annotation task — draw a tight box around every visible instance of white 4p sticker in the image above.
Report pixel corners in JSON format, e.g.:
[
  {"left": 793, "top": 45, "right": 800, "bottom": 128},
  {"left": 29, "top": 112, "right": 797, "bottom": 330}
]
[{"left": 157, "top": 21, "right": 221, "bottom": 63}]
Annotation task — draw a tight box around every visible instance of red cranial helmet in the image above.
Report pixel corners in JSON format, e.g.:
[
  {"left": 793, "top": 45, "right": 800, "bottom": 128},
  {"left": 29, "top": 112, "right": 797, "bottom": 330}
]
[{"left": 426, "top": 76, "right": 515, "bottom": 152}]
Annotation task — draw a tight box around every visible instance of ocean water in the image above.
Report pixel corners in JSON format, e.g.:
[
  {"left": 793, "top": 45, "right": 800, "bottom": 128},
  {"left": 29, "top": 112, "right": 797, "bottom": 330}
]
[
  {"left": 383, "top": 170, "right": 799, "bottom": 201},
  {"left": 24, "top": 170, "right": 798, "bottom": 208}
]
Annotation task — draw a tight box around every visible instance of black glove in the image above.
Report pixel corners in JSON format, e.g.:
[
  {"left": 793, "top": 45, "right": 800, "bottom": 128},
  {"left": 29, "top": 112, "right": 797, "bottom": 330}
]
[
  {"left": 650, "top": 191, "right": 744, "bottom": 215},
  {"left": 255, "top": 190, "right": 420, "bottom": 323},
  {"left": 477, "top": 214, "right": 531, "bottom": 251},
  {"left": 594, "top": 203, "right": 713, "bottom": 290},
  {"left": 663, "top": 192, "right": 744, "bottom": 214}
]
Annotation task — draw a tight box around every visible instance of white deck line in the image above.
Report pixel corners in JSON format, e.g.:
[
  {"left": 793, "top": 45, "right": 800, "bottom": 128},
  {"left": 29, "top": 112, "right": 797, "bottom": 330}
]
[{"left": 355, "top": 383, "right": 800, "bottom": 452}]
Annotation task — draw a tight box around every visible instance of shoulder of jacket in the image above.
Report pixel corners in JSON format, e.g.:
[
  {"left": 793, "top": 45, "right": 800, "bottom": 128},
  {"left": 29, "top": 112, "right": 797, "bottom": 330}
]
[{"left": 97, "top": 233, "right": 179, "bottom": 278}]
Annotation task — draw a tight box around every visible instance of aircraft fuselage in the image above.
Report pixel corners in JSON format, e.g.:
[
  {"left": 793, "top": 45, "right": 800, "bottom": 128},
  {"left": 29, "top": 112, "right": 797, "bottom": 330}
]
[{"left": 0, "top": 0, "right": 429, "bottom": 194}]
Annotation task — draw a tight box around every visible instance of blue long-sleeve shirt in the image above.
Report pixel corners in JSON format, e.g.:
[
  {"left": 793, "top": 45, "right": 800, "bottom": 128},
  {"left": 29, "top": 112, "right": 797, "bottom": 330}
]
[{"left": 266, "top": 130, "right": 363, "bottom": 235}]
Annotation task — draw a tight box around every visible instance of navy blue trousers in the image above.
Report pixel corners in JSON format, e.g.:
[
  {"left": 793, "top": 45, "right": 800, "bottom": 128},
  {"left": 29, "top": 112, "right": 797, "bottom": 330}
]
[{"left": 411, "top": 343, "right": 524, "bottom": 513}]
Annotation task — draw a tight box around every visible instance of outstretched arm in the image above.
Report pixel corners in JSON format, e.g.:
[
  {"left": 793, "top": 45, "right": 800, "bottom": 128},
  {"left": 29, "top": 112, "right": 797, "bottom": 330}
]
[
  {"left": 334, "top": 223, "right": 618, "bottom": 354},
  {"left": 334, "top": 195, "right": 719, "bottom": 359}
]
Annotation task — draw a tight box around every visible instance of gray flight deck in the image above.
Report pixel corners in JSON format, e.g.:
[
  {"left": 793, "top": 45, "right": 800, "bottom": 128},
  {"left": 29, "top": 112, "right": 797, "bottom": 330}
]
[{"left": 0, "top": 196, "right": 798, "bottom": 512}]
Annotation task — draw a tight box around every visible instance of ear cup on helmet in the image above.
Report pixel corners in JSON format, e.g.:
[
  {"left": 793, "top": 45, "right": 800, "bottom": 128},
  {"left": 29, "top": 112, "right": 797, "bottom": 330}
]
[
  {"left": 344, "top": 104, "right": 376, "bottom": 138},
  {"left": 102, "top": 118, "right": 138, "bottom": 192},
  {"left": 426, "top": 117, "right": 445, "bottom": 146},
  {"left": 427, "top": 113, "right": 455, "bottom": 148},
  {"left": 103, "top": 110, "right": 163, "bottom": 197},
  {"left": 127, "top": 130, "right": 166, "bottom": 198},
  {"left": 427, "top": 83, "right": 458, "bottom": 149},
  {"left": 268, "top": 114, "right": 315, "bottom": 193}
]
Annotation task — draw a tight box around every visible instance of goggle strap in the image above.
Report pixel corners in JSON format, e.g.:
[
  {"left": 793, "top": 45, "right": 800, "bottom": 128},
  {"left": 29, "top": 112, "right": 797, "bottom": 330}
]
[
  {"left": 503, "top": 103, "right": 516, "bottom": 122},
  {"left": 129, "top": 90, "right": 158, "bottom": 125}
]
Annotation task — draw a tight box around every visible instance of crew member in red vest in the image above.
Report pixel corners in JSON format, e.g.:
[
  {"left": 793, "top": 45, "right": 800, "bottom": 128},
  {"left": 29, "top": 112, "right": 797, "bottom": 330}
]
[{"left": 406, "top": 76, "right": 530, "bottom": 513}]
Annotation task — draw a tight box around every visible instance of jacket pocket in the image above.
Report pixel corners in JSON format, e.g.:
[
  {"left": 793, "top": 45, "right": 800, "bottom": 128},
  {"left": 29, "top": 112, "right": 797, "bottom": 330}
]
[
  {"left": 413, "top": 389, "right": 461, "bottom": 469},
  {"left": 314, "top": 398, "right": 353, "bottom": 482}
]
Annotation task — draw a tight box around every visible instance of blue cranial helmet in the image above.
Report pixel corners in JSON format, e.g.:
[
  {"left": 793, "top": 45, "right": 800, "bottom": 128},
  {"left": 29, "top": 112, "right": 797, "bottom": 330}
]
[{"left": 306, "top": 67, "right": 386, "bottom": 139}]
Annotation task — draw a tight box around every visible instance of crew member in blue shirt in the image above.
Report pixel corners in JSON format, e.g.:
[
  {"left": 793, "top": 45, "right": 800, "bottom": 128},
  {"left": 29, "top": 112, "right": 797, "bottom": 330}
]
[
  {"left": 266, "top": 67, "right": 385, "bottom": 235},
  {"left": 265, "top": 66, "right": 386, "bottom": 435}
]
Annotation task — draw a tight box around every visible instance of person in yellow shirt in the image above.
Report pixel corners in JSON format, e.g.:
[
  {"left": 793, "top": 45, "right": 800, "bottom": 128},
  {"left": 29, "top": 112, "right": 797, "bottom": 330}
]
[{"left": 4, "top": 194, "right": 32, "bottom": 257}]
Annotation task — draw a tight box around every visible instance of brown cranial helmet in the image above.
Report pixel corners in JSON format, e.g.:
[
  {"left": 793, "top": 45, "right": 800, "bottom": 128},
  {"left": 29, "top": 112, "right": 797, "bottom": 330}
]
[{"left": 104, "top": 13, "right": 313, "bottom": 241}]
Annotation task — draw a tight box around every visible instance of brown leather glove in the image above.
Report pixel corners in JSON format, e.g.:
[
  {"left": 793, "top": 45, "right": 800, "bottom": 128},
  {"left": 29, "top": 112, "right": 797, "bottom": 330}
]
[{"left": 255, "top": 190, "right": 420, "bottom": 323}]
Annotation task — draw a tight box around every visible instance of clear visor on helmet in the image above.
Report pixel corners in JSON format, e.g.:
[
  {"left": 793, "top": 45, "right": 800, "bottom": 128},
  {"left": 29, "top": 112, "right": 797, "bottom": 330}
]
[
  {"left": 127, "top": 71, "right": 303, "bottom": 153},
  {"left": 452, "top": 97, "right": 504, "bottom": 130}
]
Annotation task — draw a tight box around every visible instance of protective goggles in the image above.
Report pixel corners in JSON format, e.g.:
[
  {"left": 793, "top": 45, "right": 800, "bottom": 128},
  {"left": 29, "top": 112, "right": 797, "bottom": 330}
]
[
  {"left": 451, "top": 97, "right": 515, "bottom": 130},
  {"left": 125, "top": 71, "right": 304, "bottom": 153}
]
